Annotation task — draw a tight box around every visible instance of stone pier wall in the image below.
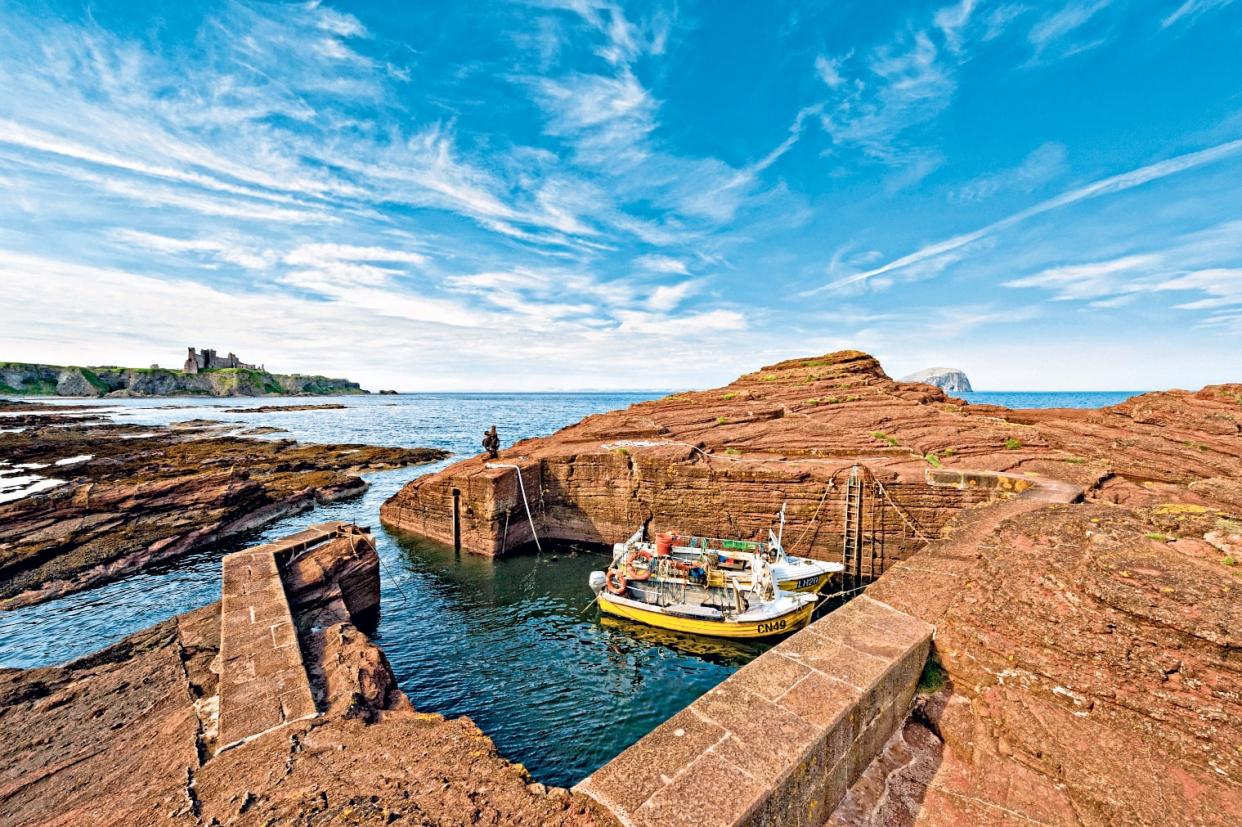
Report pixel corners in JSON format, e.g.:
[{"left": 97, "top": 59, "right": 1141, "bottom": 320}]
[
  {"left": 380, "top": 450, "right": 992, "bottom": 570},
  {"left": 215, "top": 522, "right": 358, "bottom": 754},
  {"left": 574, "top": 595, "right": 933, "bottom": 827}
]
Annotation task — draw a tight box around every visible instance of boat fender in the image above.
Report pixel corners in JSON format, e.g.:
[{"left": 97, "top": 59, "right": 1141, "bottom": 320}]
[
  {"left": 626, "top": 549, "right": 654, "bottom": 581},
  {"left": 605, "top": 569, "right": 628, "bottom": 595}
]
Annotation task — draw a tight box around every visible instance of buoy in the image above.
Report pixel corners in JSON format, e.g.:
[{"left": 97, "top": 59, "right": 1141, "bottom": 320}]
[
  {"left": 605, "top": 568, "right": 627, "bottom": 595},
  {"left": 626, "top": 549, "right": 654, "bottom": 581},
  {"left": 655, "top": 532, "right": 676, "bottom": 556}
]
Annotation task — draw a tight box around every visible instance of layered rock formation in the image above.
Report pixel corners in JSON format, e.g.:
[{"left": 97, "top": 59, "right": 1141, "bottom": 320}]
[
  {"left": 844, "top": 499, "right": 1242, "bottom": 825},
  {"left": 383, "top": 350, "right": 1242, "bottom": 825},
  {"left": 0, "top": 409, "right": 447, "bottom": 608},
  {"left": 899, "top": 366, "right": 973, "bottom": 393},
  {"left": 0, "top": 362, "right": 365, "bottom": 397},
  {"left": 380, "top": 351, "right": 1012, "bottom": 565},
  {"left": 0, "top": 529, "right": 611, "bottom": 826}
]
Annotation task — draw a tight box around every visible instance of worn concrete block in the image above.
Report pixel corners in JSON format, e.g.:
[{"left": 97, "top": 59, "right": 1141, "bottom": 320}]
[
  {"left": 740, "top": 726, "right": 838, "bottom": 827},
  {"left": 774, "top": 671, "right": 860, "bottom": 730},
  {"left": 774, "top": 627, "right": 892, "bottom": 692},
  {"left": 577, "top": 706, "right": 725, "bottom": 819},
  {"left": 692, "top": 683, "right": 820, "bottom": 769},
  {"left": 728, "top": 652, "right": 813, "bottom": 703},
  {"left": 634, "top": 751, "right": 766, "bottom": 827}
]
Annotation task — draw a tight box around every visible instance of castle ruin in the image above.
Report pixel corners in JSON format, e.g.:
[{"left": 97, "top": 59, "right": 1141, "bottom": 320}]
[{"left": 183, "top": 347, "right": 263, "bottom": 374}]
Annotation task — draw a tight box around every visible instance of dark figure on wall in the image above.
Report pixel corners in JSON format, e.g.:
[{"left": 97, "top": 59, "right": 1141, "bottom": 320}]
[{"left": 482, "top": 425, "right": 500, "bottom": 459}]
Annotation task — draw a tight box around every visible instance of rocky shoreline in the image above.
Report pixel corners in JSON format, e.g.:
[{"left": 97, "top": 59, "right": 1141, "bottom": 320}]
[
  {"left": 0, "top": 362, "right": 365, "bottom": 397},
  {"left": 2, "top": 351, "right": 1238, "bottom": 825},
  {"left": 0, "top": 527, "right": 611, "bottom": 826},
  {"left": 0, "top": 401, "right": 448, "bottom": 609}
]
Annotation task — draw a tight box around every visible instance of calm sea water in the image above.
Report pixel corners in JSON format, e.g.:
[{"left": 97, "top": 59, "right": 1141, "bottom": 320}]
[
  {"left": 0, "top": 389, "right": 1138, "bottom": 785},
  {"left": 956, "top": 390, "right": 1141, "bottom": 408}
]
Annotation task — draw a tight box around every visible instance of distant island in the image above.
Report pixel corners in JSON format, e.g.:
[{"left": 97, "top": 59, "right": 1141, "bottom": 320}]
[
  {"left": 0, "top": 346, "right": 366, "bottom": 397},
  {"left": 900, "top": 366, "right": 973, "bottom": 392}
]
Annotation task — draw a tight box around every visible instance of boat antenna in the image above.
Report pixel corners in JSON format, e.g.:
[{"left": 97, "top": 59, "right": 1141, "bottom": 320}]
[{"left": 777, "top": 501, "right": 787, "bottom": 548}]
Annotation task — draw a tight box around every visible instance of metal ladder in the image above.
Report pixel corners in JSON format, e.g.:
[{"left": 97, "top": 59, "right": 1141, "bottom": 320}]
[{"left": 841, "top": 465, "right": 864, "bottom": 588}]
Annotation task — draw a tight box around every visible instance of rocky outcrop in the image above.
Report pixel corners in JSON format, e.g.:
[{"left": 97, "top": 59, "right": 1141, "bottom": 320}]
[
  {"left": 0, "top": 361, "right": 366, "bottom": 397},
  {"left": 855, "top": 501, "right": 1242, "bottom": 825},
  {"left": 0, "top": 412, "right": 448, "bottom": 608},
  {"left": 0, "top": 529, "right": 612, "bottom": 826},
  {"left": 380, "top": 351, "right": 1008, "bottom": 566},
  {"left": 899, "top": 366, "right": 973, "bottom": 392},
  {"left": 223, "top": 403, "right": 347, "bottom": 413}
]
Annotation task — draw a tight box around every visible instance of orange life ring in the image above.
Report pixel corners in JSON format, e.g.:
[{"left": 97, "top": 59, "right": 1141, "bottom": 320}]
[
  {"left": 605, "top": 569, "right": 627, "bottom": 595},
  {"left": 626, "top": 549, "right": 654, "bottom": 581}
]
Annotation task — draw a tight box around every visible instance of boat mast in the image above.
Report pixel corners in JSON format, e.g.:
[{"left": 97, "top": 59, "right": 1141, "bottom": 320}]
[{"left": 777, "top": 501, "right": 786, "bottom": 549}]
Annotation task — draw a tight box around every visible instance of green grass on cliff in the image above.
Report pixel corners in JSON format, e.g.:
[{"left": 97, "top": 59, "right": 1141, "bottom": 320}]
[
  {"left": 1, "top": 361, "right": 363, "bottom": 395},
  {"left": 14, "top": 378, "right": 58, "bottom": 395},
  {"left": 917, "top": 656, "right": 948, "bottom": 694},
  {"left": 79, "top": 368, "right": 109, "bottom": 392}
]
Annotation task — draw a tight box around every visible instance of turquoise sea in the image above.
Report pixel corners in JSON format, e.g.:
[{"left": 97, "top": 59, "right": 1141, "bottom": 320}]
[{"left": 0, "top": 389, "right": 1140, "bottom": 786}]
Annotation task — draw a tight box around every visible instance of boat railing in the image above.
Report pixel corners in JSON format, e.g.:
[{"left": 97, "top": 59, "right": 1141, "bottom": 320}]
[{"left": 676, "top": 535, "right": 770, "bottom": 554}]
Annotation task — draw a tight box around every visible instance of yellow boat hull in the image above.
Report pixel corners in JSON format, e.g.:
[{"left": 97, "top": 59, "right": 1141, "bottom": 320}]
[
  {"left": 598, "top": 593, "right": 816, "bottom": 639},
  {"left": 779, "top": 572, "right": 833, "bottom": 593}
]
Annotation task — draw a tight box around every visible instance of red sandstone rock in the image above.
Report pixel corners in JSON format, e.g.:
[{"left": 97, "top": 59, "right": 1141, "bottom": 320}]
[
  {"left": 860, "top": 501, "right": 1242, "bottom": 826},
  {"left": 0, "top": 530, "right": 613, "bottom": 827},
  {"left": 382, "top": 350, "right": 1242, "bottom": 826},
  {"left": 0, "top": 419, "right": 447, "bottom": 608}
]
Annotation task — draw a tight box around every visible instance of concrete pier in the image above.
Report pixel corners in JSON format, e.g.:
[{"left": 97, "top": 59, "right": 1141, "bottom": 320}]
[
  {"left": 575, "top": 595, "right": 933, "bottom": 826},
  {"left": 215, "top": 523, "right": 353, "bottom": 753}
]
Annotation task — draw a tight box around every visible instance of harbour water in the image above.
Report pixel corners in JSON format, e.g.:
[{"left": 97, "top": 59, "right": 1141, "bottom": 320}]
[{"left": 0, "top": 389, "right": 1139, "bottom": 786}]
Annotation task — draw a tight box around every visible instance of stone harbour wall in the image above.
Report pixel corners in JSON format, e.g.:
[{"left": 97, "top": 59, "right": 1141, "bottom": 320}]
[
  {"left": 380, "top": 449, "right": 993, "bottom": 573},
  {"left": 574, "top": 595, "right": 933, "bottom": 827}
]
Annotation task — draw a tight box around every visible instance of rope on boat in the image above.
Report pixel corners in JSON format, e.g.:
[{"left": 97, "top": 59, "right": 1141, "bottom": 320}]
[
  {"left": 486, "top": 463, "right": 542, "bottom": 552},
  {"left": 789, "top": 482, "right": 833, "bottom": 553}
]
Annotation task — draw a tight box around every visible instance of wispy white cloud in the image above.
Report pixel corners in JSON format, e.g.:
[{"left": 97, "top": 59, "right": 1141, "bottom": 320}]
[
  {"left": 531, "top": 69, "right": 657, "bottom": 169},
  {"left": 635, "top": 254, "right": 689, "bottom": 274},
  {"left": 814, "top": 54, "right": 847, "bottom": 88},
  {"left": 1001, "top": 221, "right": 1242, "bottom": 321},
  {"left": 815, "top": 137, "right": 1242, "bottom": 292},
  {"left": 1004, "top": 253, "right": 1161, "bottom": 299},
  {"left": 113, "top": 230, "right": 278, "bottom": 271},
  {"left": 614, "top": 308, "right": 744, "bottom": 335},
  {"left": 1161, "top": 0, "right": 1235, "bottom": 28},
  {"left": 283, "top": 243, "right": 428, "bottom": 268},
  {"left": 951, "top": 142, "right": 1068, "bottom": 202},
  {"left": 818, "top": 30, "right": 955, "bottom": 164},
  {"left": 810, "top": 0, "right": 999, "bottom": 186},
  {"left": 934, "top": 0, "right": 979, "bottom": 53},
  {"left": 646, "top": 279, "right": 702, "bottom": 312},
  {"left": 1027, "top": 0, "right": 1113, "bottom": 62}
]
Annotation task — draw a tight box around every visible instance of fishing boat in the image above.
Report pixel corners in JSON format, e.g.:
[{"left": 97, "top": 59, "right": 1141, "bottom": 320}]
[
  {"left": 588, "top": 551, "right": 818, "bottom": 639},
  {"left": 610, "top": 513, "right": 842, "bottom": 594}
]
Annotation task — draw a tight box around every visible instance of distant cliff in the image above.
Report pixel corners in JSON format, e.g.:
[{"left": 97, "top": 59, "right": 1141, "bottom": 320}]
[
  {"left": 900, "top": 366, "right": 973, "bottom": 393},
  {"left": 0, "top": 362, "right": 366, "bottom": 397}
]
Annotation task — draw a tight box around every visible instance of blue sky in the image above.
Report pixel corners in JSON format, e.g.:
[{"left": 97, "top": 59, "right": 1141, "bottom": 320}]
[{"left": 0, "top": 0, "right": 1239, "bottom": 391}]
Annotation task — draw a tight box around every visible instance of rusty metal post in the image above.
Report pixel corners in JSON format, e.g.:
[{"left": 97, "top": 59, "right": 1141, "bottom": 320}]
[{"left": 452, "top": 488, "right": 462, "bottom": 552}]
